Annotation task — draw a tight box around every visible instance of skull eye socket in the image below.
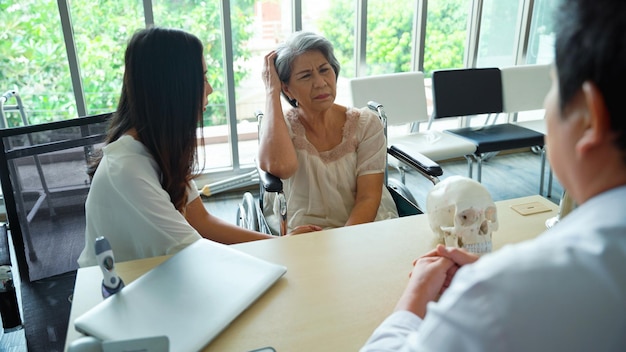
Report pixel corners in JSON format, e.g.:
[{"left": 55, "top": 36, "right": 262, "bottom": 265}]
[
  {"left": 480, "top": 220, "right": 489, "bottom": 235},
  {"left": 456, "top": 208, "right": 479, "bottom": 226}
]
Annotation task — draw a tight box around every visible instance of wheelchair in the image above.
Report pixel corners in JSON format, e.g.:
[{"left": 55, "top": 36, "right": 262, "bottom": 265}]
[{"left": 236, "top": 101, "right": 443, "bottom": 236}]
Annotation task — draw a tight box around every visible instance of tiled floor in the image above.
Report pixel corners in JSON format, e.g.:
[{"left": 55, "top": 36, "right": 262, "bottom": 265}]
[{"left": 0, "top": 327, "right": 26, "bottom": 352}]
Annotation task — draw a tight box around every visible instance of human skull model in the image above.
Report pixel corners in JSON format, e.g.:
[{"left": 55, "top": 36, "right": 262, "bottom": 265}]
[{"left": 426, "top": 175, "right": 498, "bottom": 255}]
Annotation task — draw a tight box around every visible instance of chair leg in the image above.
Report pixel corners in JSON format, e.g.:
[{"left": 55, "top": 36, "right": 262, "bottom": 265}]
[
  {"left": 547, "top": 164, "right": 554, "bottom": 198},
  {"left": 476, "top": 155, "right": 483, "bottom": 182},
  {"left": 9, "top": 162, "right": 38, "bottom": 262},
  {"left": 541, "top": 146, "right": 554, "bottom": 198},
  {"left": 482, "top": 151, "right": 499, "bottom": 162},
  {"left": 539, "top": 147, "right": 546, "bottom": 196},
  {"left": 32, "top": 155, "right": 55, "bottom": 216},
  {"left": 465, "top": 155, "right": 474, "bottom": 179}
]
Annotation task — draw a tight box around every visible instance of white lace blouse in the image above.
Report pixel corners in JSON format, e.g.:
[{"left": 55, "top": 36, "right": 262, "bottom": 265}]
[{"left": 264, "top": 106, "right": 398, "bottom": 233}]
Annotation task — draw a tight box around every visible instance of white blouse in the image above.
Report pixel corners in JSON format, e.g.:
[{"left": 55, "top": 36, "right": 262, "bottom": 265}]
[
  {"left": 264, "top": 107, "right": 398, "bottom": 233},
  {"left": 78, "top": 135, "right": 201, "bottom": 267},
  {"left": 361, "top": 186, "right": 626, "bottom": 352}
]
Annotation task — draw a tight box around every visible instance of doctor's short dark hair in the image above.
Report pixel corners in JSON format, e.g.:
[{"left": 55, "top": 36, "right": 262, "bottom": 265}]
[{"left": 554, "top": 0, "right": 626, "bottom": 157}]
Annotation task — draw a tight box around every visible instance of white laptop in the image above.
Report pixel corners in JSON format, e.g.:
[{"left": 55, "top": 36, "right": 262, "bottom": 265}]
[{"left": 74, "top": 239, "right": 287, "bottom": 351}]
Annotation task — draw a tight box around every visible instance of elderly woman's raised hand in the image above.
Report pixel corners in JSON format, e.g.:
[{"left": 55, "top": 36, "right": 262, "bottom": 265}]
[{"left": 262, "top": 51, "right": 282, "bottom": 94}]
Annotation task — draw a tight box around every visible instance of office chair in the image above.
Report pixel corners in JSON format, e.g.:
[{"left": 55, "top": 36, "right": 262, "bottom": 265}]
[
  {"left": 0, "top": 113, "right": 111, "bottom": 282},
  {"left": 431, "top": 67, "right": 545, "bottom": 185},
  {"left": 501, "top": 63, "right": 553, "bottom": 196},
  {"left": 349, "top": 72, "right": 476, "bottom": 184}
]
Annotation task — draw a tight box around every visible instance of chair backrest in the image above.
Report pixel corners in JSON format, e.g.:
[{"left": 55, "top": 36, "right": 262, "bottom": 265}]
[
  {"left": 431, "top": 67, "right": 503, "bottom": 119},
  {"left": 500, "top": 64, "right": 552, "bottom": 113},
  {"left": 349, "top": 71, "right": 429, "bottom": 126},
  {"left": 0, "top": 113, "right": 111, "bottom": 282}
]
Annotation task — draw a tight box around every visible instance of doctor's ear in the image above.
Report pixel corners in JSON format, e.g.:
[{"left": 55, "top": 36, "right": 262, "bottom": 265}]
[{"left": 577, "top": 81, "right": 611, "bottom": 154}]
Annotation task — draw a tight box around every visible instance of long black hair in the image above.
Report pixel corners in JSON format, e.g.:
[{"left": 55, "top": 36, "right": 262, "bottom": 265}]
[{"left": 89, "top": 27, "right": 205, "bottom": 212}]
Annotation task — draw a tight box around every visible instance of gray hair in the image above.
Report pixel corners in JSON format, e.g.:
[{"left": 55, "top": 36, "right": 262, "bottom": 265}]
[{"left": 275, "top": 31, "right": 341, "bottom": 107}]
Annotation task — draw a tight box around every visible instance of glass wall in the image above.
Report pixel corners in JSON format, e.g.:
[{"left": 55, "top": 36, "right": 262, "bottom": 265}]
[
  {"left": 152, "top": 0, "right": 235, "bottom": 168},
  {"left": 233, "top": 0, "right": 293, "bottom": 167},
  {"left": 526, "top": 0, "right": 557, "bottom": 65},
  {"left": 69, "top": 1, "right": 143, "bottom": 116},
  {"left": 0, "top": 1, "right": 76, "bottom": 125},
  {"left": 476, "top": 0, "right": 522, "bottom": 68},
  {"left": 364, "top": 0, "right": 414, "bottom": 76},
  {"left": 303, "top": 0, "right": 355, "bottom": 106},
  {"left": 423, "top": 0, "right": 471, "bottom": 77},
  {"left": 0, "top": 0, "right": 557, "bottom": 174}
]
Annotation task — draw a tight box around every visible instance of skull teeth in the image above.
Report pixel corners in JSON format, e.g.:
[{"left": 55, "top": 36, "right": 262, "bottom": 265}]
[{"left": 463, "top": 241, "right": 492, "bottom": 255}]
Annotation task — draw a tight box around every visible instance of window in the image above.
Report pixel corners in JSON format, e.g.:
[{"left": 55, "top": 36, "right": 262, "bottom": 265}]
[
  {"left": 423, "top": 0, "right": 471, "bottom": 77},
  {"left": 476, "top": 0, "right": 522, "bottom": 68},
  {"left": 0, "top": 1, "right": 75, "bottom": 125},
  {"left": 152, "top": 0, "right": 234, "bottom": 169},
  {"left": 0, "top": 0, "right": 558, "bottom": 174},
  {"left": 231, "top": 0, "right": 293, "bottom": 168},
  {"left": 69, "top": 1, "right": 143, "bottom": 116},
  {"left": 303, "top": 0, "right": 355, "bottom": 106},
  {"left": 526, "top": 0, "right": 557, "bottom": 65},
  {"left": 365, "top": 0, "right": 414, "bottom": 76},
  {"left": 422, "top": 0, "right": 471, "bottom": 129},
  {"left": 518, "top": 0, "right": 558, "bottom": 122}
]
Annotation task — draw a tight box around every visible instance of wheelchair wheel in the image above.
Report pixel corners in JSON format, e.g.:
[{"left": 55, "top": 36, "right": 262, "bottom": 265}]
[
  {"left": 387, "top": 178, "right": 422, "bottom": 216},
  {"left": 236, "top": 192, "right": 260, "bottom": 232},
  {"left": 387, "top": 178, "right": 418, "bottom": 205}
]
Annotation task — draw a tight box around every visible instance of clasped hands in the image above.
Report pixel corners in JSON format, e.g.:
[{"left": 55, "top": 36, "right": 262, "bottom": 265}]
[
  {"left": 395, "top": 244, "right": 479, "bottom": 319},
  {"left": 288, "top": 224, "right": 323, "bottom": 235}
]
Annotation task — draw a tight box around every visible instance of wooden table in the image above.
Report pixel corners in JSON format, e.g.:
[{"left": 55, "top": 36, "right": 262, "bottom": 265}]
[{"left": 65, "top": 195, "right": 557, "bottom": 351}]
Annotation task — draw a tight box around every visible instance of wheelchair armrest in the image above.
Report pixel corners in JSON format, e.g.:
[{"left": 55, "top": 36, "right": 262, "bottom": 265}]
[
  {"left": 256, "top": 164, "right": 283, "bottom": 193},
  {"left": 367, "top": 100, "right": 383, "bottom": 111},
  {"left": 388, "top": 145, "right": 443, "bottom": 178},
  {"left": 254, "top": 111, "right": 283, "bottom": 193}
]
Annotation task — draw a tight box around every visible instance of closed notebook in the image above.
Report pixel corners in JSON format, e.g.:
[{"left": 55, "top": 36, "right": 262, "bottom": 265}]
[{"left": 74, "top": 239, "right": 287, "bottom": 351}]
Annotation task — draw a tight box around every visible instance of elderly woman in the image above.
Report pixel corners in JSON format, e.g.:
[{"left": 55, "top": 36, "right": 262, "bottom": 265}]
[{"left": 259, "top": 31, "right": 398, "bottom": 233}]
